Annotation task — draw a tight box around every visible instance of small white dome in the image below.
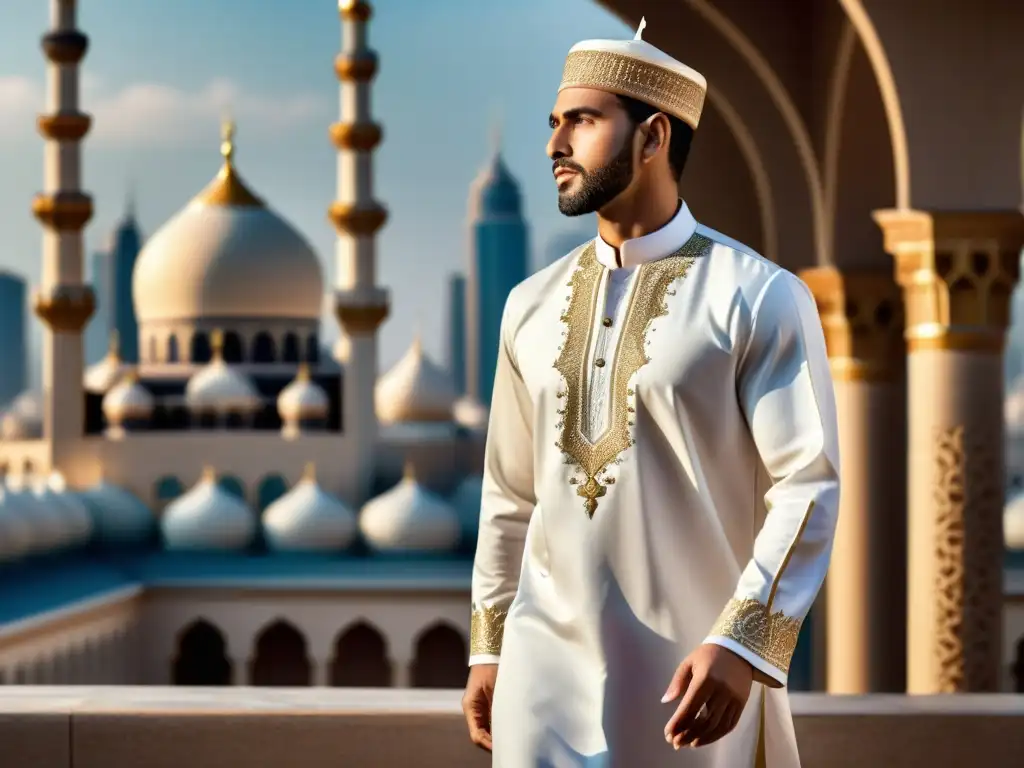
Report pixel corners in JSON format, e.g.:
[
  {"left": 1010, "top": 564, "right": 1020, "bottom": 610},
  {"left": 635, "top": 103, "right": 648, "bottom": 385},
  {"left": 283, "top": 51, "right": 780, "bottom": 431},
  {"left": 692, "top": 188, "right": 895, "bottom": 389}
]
[
  {"left": 360, "top": 463, "right": 460, "bottom": 553},
  {"left": 277, "top": 365, "right": 328, "bottom": 422},
  {"left": 103, "top": 371, "right": 155, "bottom": 424},
  {"left": 453, "top": 395, "right": 489, "bottom": 431},
  {"left": 375, "top": 335, "right": 457, "bottom": 424},
  {"left": 1006, "top": 491, "right": 1024, "bottom": 550},
  {"left": 79, "top": 479, "right": 155, "bottom": 547},
  {"left": 451, "top": 474, "right": 484, "bottom": 544},
  {"left": 0, "top": 488, "right": 36, "bottom": 562},
  {"left": 4, "top": 474, "right": 69, "bottom": 553},
  {"left": 186, "top": 335, "right": 261, "bottom": 413},
  {"left": 84, "top": 334, "right": 130, "bottom": 394},
  {"left": 263, "top": 464, "right": 357, "bottom": 552},
  {"left": 41, "top": 472, "right": 94, "bottom": 548},
  {"left": 1, "top": 391, "right": 42, "bottom": 440},
  {"left": 1007, "top": 380, "right": 1024, "bottom": 433},
  {"left": 161, "top": 468, "right": 256, "bottom": 551}
]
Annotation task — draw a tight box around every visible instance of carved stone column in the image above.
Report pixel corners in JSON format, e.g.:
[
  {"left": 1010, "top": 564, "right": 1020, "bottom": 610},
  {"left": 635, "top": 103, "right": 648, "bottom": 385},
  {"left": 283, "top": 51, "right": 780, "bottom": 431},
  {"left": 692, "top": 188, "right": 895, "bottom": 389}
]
[
  {"left": 800, "top": 266, "right": 907, "bottom": 693},
  {"left": 875, "top": 209, "right": 1024, "bottom": 693}
]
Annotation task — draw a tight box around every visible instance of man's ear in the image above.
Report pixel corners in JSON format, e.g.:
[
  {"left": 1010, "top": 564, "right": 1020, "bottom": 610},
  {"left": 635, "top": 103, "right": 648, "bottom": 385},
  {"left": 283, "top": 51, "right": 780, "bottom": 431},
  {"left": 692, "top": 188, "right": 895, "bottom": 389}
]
[{"left": 641, "top": 113, "right": 671, "bottom": 161}]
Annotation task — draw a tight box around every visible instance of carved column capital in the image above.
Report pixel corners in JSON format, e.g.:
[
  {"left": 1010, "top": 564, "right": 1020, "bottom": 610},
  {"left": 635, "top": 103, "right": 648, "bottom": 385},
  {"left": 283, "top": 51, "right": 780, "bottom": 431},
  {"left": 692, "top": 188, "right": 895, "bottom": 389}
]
[
  {"left": 874, "top": 209, "right": 1024, "bottom": 353},
  {"left": 799, "top": 266, "right": 904, "bottom": 381}
]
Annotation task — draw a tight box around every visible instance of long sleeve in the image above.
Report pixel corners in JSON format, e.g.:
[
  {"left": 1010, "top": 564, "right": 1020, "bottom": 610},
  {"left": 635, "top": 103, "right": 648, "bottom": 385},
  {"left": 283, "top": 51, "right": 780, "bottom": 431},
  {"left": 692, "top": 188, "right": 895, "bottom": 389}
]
[
  {"left": 703, "top": 269, "right": 840, "bottom": 687},
  {"left": 469, "top": 299, "right": 536, "bottom": 665}
]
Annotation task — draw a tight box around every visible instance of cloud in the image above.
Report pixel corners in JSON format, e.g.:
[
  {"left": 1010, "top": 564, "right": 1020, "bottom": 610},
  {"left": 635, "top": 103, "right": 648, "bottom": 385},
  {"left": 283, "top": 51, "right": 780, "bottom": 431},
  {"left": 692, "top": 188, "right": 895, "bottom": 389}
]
[{"left": 0, "top": 75, "right": 326, "bottom": 146}]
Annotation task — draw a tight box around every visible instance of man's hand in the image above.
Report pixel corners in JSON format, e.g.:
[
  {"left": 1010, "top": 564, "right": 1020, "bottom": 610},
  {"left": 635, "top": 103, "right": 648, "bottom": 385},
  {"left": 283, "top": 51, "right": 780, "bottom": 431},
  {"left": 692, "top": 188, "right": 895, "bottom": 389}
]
[
  {"left": 462, "top": 664, "right": 498, "bottom": 751},
  {"left": 662, "top": 644, "right": 753, "bottom": 750}
]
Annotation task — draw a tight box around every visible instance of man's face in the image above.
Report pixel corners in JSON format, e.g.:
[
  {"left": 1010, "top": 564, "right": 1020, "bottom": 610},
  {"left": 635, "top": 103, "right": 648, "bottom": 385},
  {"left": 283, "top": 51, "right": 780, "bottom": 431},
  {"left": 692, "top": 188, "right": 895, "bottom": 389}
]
[{"left": 547, "top": 88, "right": 637, "bottom": 217}]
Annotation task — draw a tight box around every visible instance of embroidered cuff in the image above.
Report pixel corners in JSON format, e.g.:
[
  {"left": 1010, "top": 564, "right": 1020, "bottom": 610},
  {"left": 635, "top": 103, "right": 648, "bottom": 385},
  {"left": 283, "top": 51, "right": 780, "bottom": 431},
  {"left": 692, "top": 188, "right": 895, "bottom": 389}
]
[
  {"left": 470, "top": 603, "right": 508, "bottom": 657},
  {"left": 706, "top": 597, "right": 802, "bottom": 677}
]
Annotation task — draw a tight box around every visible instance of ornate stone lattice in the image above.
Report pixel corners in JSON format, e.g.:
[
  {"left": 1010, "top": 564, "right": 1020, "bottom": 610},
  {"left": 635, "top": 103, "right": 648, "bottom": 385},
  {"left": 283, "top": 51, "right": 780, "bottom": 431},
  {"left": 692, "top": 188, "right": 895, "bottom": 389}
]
[{"left": 932, "top": 425, "right": 1002, "bottom": 692}]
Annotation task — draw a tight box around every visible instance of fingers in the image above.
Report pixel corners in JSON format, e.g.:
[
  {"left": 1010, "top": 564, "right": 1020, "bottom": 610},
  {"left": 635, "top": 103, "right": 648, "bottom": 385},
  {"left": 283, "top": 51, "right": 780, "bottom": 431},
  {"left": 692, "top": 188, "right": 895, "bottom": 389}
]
[
  {"left": 675, "top": 692, "right": 729, "bottom": 749},
  {"left": 661, "top": 659, "right": 693, "bottom": 703},
  {"left": 462, "top": 693, "right": 493, "bottom": 752},
  {"left": 664, "top": 673, "right": 712, "bottom": 744},
  {"left": 690, "top": 699, "right": 741, "bottom": 748}
]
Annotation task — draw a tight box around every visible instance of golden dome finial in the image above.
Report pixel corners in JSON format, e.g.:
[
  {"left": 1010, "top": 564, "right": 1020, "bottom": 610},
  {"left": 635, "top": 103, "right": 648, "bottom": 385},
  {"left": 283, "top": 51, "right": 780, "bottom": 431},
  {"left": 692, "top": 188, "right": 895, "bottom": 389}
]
[
  {"left": 221, "top": 114, "right": 236, "bottom": 168},
  {"left": 107, "top": 329, "right": 121, "bottom": 360},
  {"left": 193, "top": 117, "right": 264, "bottom": 208},
  {"left": 210, "top": 328, "right": 224, "bottom": 361},
  {"left": 201, "top": 465, "right": 217, "bottom": 483},
  {"left": 296, "top": 362, "right": 310, "bottom": 381},
  {"left": 402, "top": 459, "right": 417, "bottom": 481},
  {"left": 302, "top": 462, "right": 317, "bottom": 482}
]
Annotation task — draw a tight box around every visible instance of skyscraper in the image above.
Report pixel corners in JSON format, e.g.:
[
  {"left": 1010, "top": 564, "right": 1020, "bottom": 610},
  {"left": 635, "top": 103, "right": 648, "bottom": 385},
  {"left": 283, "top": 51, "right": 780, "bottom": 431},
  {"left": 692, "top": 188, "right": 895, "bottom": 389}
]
[
  {"left": 465, "top": 138, "right": 529, "bottom": 405},
  {"left": 84, "top": 247, "right": 110, "bottom": 366},
  {"left": 109, "top": 202, "right": 143, "bottom": 363},
  {"left": 446, "top": 273, "right": 467, "bottom": 395},
  {"left": 0, "top": 271, "right": 27, "bottom": 409}
]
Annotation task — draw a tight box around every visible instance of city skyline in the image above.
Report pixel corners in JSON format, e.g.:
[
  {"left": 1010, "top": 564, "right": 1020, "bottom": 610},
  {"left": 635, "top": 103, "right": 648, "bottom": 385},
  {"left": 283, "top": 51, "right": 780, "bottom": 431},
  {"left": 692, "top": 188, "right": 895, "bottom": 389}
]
[{"left": 0, "top": 0, "right": 632, "bottom": 385}]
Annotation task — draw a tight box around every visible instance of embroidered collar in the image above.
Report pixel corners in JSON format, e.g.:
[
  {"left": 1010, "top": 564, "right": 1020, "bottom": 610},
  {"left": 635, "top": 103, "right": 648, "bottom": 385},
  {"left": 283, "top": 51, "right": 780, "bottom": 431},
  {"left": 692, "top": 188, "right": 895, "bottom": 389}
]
[{"left": 593, "top": 199, "right": 697, "bottom": 270}]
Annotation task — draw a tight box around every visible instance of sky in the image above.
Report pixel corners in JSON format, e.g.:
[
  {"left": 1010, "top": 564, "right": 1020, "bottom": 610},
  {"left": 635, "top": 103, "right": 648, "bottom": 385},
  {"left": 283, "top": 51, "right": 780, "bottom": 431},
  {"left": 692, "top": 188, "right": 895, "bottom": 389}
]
[{"left": 0, "top": 0, "right": 629, "bottom": 382}]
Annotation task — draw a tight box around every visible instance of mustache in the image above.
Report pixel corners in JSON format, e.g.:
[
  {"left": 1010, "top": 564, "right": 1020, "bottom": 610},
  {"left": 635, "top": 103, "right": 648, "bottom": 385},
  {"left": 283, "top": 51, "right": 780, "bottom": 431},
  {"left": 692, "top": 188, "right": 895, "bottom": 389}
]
[{"left": 553, "top": 159, "right": 585, "bottom": 175}]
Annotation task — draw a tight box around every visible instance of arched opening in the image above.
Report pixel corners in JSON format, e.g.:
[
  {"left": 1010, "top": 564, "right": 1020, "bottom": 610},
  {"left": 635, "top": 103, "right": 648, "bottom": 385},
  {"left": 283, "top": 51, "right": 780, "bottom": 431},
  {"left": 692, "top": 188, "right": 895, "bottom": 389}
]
[
  {"left": 217, "top": 475, "right": 246, "bottom": 501},
  {"left": 249, "top": 620, "right": 311, "bottom": 687},
  {"left": 252, "top": 332, "right": 276, "bottom": 363},
  {"left": 330, "top": 622, "right": 391, "bottom": 687},
  {"left": 167, "top": 334, "right": 179, "bottom": 363},
  {"left": 22, "top": 459, "right": 34, "bottom": 475},
  {"left": 257, "top": 474, "right": 289, "bottom": 512},
  {"left": 411, "top": 623, "right": 467, "bottom": 689},
  {"left": 172, "top": 619, "right": 232, "bottom": 686},
  {"left": 148, "top": 335, "right": 157, "bottom": 363},
  {"left": 191, "top": 332, "right": 211, "bottom": 364},
  {"left": 154, "top": 476, "right": 184, "bottom": 506},
  {"left": 1013, "top": 635, "right": 1024, "bottom": 693},
  {"left": 223, "top": 331, "right": 244, "bottom": 363},
  {"left": 282, "top": 333, "right": 300, "bottom": 363},
  {"left": 305, "top": 334, "right": 319, "bottom": 364}
]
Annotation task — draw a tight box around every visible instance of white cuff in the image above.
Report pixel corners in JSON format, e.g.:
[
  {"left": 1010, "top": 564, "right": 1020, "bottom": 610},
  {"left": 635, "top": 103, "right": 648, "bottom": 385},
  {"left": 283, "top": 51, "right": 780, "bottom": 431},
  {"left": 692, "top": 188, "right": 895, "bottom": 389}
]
[
  {"left": 468, "top": 654, "right": 501, "bottom": 666},
  {"left": 703, "top": 635, "right": 787, "bottom": 688}
]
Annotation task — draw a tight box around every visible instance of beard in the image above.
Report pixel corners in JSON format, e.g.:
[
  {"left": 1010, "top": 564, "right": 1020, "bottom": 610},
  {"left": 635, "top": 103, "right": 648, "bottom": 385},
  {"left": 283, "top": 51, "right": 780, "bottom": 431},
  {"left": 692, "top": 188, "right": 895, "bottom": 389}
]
[{"left": 555, "top": 131, "right": 635, "bottom": 217}]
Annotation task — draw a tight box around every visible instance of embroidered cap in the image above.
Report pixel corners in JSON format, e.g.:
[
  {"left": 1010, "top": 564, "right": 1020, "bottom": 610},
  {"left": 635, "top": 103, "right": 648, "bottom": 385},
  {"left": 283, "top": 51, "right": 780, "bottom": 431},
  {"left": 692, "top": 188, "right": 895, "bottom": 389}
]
[{"left": 558, "top": 17, "right": 707, "bottom": 130}]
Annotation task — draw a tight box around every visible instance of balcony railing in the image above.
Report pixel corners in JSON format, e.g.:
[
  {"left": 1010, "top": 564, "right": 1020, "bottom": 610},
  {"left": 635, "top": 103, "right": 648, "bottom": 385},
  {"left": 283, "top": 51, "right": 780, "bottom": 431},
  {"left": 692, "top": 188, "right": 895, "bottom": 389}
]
[{"left": 1, "top": 687, "right": 1023, "bottom": 767}]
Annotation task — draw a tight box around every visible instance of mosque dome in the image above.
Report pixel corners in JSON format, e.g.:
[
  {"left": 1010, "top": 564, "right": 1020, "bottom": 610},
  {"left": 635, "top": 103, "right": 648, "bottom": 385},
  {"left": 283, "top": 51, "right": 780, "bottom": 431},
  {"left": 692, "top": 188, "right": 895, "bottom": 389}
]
[
  {"left": 277, "top": 364, "right": 329, "bottom": 423},
  {"left": 0, "top": 488, "right": 36, "bottom": 562},
  {"left": 453, "top": 395, "right": 489, "bottom": 432},
  {"left": 1006, "top": 490, "right": 1024, "bottom": 551},
  {"left": 84, "top": 332, "right": 131, "bottom": 394},
  {"left": 79, "top": 479, "right": 155, "bottom": 548},
  {"left": 468, "top": 133, "right": 523, "bottom": 220},
  {"left": 450, "top": 474, "right": 483, "bottom": 546},
  {"left": 161, "top": 468, "right": 256, "bottom": 551},
  {"left": 4, "top": 474, "right": 69, "bottom": 553},
  {"left": 102, "top": 370, "right": 154, "bottom": 425},
  {"left": 1007, "top": 379, "right": 1024, "bottom": 434},
  {"left": 132, "top": 121, "right": 323, "bottom": 325},
  {"left": 359, "top": 462, "right": 461, "bottom": 553},
  {"left": 263, "top": 464, "right": 357, "bottom": 552},
  {"left": 375, "top": 334, "right": 458, "bottom": 424},
  {"left": 37, "top": 473, "right": 94, "bottom": 549},
  {"left": 186, "top": 331, "right": 261, "bottom": 413},
  {"left": 0, "top": 391, "right": 42, "bottom": 440}
]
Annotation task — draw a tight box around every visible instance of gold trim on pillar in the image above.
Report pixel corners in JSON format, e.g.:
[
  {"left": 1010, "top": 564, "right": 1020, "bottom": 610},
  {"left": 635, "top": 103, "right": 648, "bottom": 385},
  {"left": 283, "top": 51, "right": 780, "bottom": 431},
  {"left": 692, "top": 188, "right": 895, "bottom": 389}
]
[
  {"left": 874, "top": 209, "right": 1024, "bottom": 353},
  {"left": 339, "top": 0, "right": 373, "bottom": 22},
  {"left": 335, "top": 303, "right": 389, "bottom": 335},
  {"left": 328, "top": 202, "right": 388, "bottom": 236},
  {"left": 329, "top": 122, "right": 383, "bottom": 151},
  {"left": 33, "top": 284, "right": 96, "bottom": 332},
  {"left": 334, "top": 52, "right": 379, "bottom": 81},
  {"left": 800, "top": 266, "right": 904, "bottom": 381},
  {"left": 40, "top": 30, "right": 88, "bottom": 65},
  {"left": 31, "top": 191, "right": 93, "bottom": 231},
  {"left": 37, "top": 112, "right": 91, "bottom": 141}
]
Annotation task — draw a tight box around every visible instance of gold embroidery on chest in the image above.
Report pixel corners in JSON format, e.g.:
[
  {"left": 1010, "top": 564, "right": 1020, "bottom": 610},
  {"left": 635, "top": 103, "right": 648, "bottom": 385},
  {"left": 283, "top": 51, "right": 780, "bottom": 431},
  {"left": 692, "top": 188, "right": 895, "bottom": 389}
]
[{"left": 553, "top": 234, "right": 710, "bottom": 518}]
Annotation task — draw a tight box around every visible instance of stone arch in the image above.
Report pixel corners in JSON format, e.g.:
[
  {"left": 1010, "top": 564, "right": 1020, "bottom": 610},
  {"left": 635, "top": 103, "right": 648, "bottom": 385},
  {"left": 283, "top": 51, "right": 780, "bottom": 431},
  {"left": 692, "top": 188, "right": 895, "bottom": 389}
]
[
  {"left": 172, "top": 618, "right": 232, "bottom": 686},
  {"left": 252, "top": 332, "right": 276, "bottom": 363},
  {"left": 257, "top": 474, "right": 289, "bottom": 512},
  {"left": 167, "top": 334, "right": 180, "bottom": 363},
  {"left": 154, "top": 476, "right": 184, "bottom": 506},
  {"left": 250, "top": 619, "right": 311, "bottom": 687},
  {"left": 411, "top": 622, "right": 468, "bottom": 689},
  {"left": 148, "top": 334, "right": 157, "bottom": 363},
  {"left": 217, "top": 475, "right": 246, "bottom": 502},
  {"left": 223, "top": 331, "right": 244, "bottom": 363},
  {"left": 330, "top": 621, "right": 391, "bottom": 687},
  {"left": 282, "top": 332, "right": 301, "bottom": 363},
  {"left": 191, "top": 332, "right": 211, "bottom": 364}
]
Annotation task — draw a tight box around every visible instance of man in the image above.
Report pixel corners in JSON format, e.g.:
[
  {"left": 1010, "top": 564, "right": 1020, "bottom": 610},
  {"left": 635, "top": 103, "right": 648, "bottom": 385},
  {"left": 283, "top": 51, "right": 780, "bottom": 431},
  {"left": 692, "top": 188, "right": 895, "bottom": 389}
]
[{"left": 462, "top": 18, "right": 839, "bottom": 768}]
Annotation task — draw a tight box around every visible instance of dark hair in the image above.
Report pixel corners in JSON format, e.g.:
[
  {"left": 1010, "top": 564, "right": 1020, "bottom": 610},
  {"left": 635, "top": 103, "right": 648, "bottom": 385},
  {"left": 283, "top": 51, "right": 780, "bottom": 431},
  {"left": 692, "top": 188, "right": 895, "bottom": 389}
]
[{"left": 616, "top": 94, "right": 694, "bottom": 181}]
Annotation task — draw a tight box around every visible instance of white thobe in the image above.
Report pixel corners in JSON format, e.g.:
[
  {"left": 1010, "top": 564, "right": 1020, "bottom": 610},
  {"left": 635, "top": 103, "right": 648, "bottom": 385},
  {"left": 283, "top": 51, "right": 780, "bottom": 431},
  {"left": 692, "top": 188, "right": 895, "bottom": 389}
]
[{"left": 470, "top": 201, "right": 840, "bottom": 768}]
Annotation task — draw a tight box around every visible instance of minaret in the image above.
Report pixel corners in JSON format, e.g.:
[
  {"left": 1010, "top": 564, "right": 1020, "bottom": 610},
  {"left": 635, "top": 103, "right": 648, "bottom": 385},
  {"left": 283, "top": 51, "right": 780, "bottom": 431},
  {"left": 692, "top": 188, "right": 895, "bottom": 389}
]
[
  {"left": 32, "top": 0, "right": 95, "bottom": 479},
  {"left": 329, "top": 0, "right": 389, "bottom": 506}
]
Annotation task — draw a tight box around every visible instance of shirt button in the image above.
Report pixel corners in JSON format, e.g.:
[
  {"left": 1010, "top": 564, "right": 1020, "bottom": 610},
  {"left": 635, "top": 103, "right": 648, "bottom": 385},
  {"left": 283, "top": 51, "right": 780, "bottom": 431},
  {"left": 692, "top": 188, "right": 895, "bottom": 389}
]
[
  {"left": 602, "top": 317, "right": 612, "bottom": 327},
  {"left": 594, "top": 358, "right": 606, "bottom": 368}
]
